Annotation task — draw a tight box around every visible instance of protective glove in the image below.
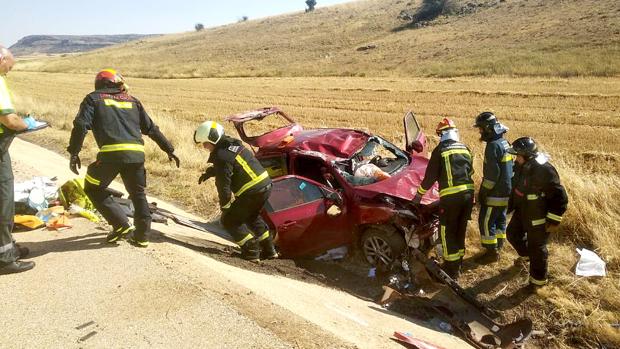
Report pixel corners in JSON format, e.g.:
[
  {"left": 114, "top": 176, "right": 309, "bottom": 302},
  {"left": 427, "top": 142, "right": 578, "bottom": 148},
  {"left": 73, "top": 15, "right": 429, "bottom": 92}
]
[
  {"left": 167, "top": 152, "right": 180, "bottom": 168},
  {"left": 411, "top": 193, "right": 422, "bottom": 205},
  {"left": 22, "top": 115, "right": 37, "bottom": 130},
  {"left": 198, "top": 167, "right": 216, "bottom": 184},
  {"left": 546, "top": 222, "right": 561, "bottom": 233},
  {"left": 69, "top": 154, "right": 81, "bottom": 175}
]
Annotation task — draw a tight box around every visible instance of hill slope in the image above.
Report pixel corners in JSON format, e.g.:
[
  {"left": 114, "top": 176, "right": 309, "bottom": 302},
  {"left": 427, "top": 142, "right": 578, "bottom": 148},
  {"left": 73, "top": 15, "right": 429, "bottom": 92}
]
[
  {"left": 15, "top": 0, "right": 620, "bottom": 77},
  {"left": 9, "top": 34, "right": 158, "bottom": 56}
]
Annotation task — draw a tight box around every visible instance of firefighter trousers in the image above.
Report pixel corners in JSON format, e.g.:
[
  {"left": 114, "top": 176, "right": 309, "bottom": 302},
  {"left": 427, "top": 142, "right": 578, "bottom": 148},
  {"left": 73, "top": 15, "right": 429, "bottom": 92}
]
[
  {"left": 221, "top": 186, "right": 272, "bottom": 246},
  {"left": 439, "top": 191, "right": 474, "bottom": 273},
  {"left": 478, "top": 204, "right": 507, "bottom": 250},
  {"left": 507, "top": 209, "right": 550, "bottom": 285},
  {"left": 0, "top": 152, "right": 18, "bottom": 265},
  {"left": 83, "top": 161, "right": 151, "bottom": 240}
]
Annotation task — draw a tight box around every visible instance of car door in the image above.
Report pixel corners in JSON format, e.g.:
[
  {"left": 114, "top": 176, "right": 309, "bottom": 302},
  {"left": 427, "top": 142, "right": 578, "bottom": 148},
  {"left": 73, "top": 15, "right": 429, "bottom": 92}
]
[
  {"left": 263, "top": 176, "right": 350, "bottom": 258},
  {"left": 404, "top": 111, "right": 429, "bottom": 155}
]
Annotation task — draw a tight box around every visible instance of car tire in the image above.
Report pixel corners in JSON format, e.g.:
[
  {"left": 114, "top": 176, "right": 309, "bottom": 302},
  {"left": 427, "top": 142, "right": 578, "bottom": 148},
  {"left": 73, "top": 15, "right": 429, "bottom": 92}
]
[{"left": 361, "top": 227, "right": 406, "bottom": 266}]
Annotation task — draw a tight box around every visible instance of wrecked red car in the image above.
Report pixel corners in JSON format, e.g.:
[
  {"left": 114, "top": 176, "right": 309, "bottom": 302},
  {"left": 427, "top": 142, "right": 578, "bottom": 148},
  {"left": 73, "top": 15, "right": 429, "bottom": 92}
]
[{"left": 226, "top": 107, "right": 440, "bottom": 265}]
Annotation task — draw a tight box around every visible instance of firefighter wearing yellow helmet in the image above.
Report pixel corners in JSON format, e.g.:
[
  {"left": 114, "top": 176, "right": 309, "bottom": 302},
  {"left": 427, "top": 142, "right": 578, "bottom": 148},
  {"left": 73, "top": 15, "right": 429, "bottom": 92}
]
[
  {"left": 67, "top": 68, "right": 180, "bottom": 248},
  {"left": 412, "top": 118, "right": 475, "bottom": 280},
  {"left": 195, "top": 121, "right": 277, "bottom": 262}
]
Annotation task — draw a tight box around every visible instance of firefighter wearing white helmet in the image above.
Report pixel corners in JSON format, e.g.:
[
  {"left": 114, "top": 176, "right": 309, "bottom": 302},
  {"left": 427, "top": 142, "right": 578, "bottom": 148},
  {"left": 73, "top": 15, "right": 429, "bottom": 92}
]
[{"left": 195, "top": 121, "right": 277, "bottom": 262}]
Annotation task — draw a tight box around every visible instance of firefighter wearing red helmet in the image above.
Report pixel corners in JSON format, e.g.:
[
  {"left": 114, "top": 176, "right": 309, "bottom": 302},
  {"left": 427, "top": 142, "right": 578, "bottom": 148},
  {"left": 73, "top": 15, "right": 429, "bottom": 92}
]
[
  {"left": 412, "top": 118, "right": 475, "bottom": 280},
  {"left": 67, "top": 69, "right": 180, "bottom": 247}
]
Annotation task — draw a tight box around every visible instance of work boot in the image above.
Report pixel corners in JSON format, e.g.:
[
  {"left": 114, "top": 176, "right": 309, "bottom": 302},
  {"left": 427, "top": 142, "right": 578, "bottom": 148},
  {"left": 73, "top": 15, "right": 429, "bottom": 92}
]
[
  {"left": 474, "top": 249, "right": 500, "bottom": 265},
  {"left": 259, "top": 239, "right": 279, "bottom": 260},
  {"left": 440, "top": 262, "right": 460, "bottom": 281},
  {"left": 0, "top": 261, "right": 35, "bottom": 275},
  {"left": 128, "top": 231, "right": 149, "bottom": 248},
  {"left": 240, "top": 238, "right": 260, "bottom": 262},
  {"left": 107, "top": 224, "right": 135, "bottom": 243}
]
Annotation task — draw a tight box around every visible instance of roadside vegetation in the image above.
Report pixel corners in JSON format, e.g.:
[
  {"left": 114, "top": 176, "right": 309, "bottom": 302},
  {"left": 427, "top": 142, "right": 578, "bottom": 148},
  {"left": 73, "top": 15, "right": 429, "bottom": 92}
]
[
  {"left": 9, "top": 72, "right": 620, "bottom": 348},
  {"left": 14, "top": 0, "right": 620, "bottom": 78}
]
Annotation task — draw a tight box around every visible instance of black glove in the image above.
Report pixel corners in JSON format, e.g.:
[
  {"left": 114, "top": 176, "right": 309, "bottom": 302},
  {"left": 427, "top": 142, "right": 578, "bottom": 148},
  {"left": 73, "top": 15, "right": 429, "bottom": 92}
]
[
  {"left": 168, "top": 153, "right": 180, "bottom": 168},
  {"left": 198, "top": 167, "right": 216, "bottom": 184},
  {"left": 69, "top": 154, "right": 81, "bottom": 175},
  {"left": 412, "top": 193, "right": 422, "bottom": 206}
]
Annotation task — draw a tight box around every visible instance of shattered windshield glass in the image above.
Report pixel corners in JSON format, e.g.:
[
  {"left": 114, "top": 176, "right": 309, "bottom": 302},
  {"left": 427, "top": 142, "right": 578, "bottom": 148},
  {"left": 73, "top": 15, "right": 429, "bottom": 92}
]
[{"left": 335, "top": 137, "right": 410, "bottom": 186}]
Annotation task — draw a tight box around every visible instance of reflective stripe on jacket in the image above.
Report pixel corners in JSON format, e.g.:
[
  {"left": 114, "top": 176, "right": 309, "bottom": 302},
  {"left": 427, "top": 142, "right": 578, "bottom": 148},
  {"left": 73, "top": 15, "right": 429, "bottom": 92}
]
[
  {"left": 480, "top": 137, "right": 513, "bottom": 206},
  {"left": 513, "top": 157, "right": 568, "bottom": 228},
  {"left": 67, "top": 88, "right": 174, "bottom": 163},
  {"left": 417, "top": 139, "right": 474, "bottom": 198},
  {"left": 208, "top": 136, "right": 272, "bottom": 209}
]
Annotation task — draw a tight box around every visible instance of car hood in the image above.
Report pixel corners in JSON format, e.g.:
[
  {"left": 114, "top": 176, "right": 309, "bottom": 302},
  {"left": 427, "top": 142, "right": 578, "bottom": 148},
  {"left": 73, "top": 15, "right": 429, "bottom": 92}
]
[{"left": 353, "top": 155, "right": 439, "bottom": 204}]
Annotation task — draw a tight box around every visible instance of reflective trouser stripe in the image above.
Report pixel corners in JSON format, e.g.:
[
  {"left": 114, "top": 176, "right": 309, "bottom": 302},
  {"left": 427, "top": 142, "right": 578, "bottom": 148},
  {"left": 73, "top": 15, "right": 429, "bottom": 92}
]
[
  {"left": 417, "top": 186, "right": 428, "bottom": 195},
  {"left": 221, "top": 199, "right": 233, "bottom": 210},
  {"left": 0, "top": 242, "right": 13, "bottom": 253},
  {"left": 547, "top": 213, "right": 562, "bottom": 222},
  {"left": 481, "top": 207, "right": 495, "bottom": 245},
  {"left": 527, "top": 194, "right": 539, "bottom": 200},
  {"left": 486, "top": 197, "right": 509, "bottom": 206},
  {"left": 236, "top": 233, "right": 254, "bottom": 247},
  {"left": 100, "top": 144, "right": 145, "bottom": 153},
  {"left": 440, "top": 184, "right": 474, "bottom": 197},
  {"left": 441, "top": 224, "right": 461, "bottom": 262},
  {"left": 529, "top": 276, "right": 548, "bottom": 286},
  {"left": 496, "top": 232, "right": 507, "bottom": 239},
  {"left": 257, "top": 231, "right": 270, "bottom": 242},
  {"left": 458, "top": 249, "right": 465, "bottom": 257},
  {"left": 532, "top": 218, "right": 546, "bottom": 226},
  {"left": 235, "top": 172, "right": 269, "bottom": 197},
  {"left": 85, "top": 174, "right": 100, "bottom": 186}
]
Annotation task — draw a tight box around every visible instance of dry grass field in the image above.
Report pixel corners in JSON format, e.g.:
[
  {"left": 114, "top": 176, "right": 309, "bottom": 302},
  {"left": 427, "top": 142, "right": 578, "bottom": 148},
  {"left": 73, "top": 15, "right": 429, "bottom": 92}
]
[
  {"left": 7, "top": 71, "right": 620, "bottom": 348},
  {"left": 14, "top": 0, "right": 620, "bottom": 78}
]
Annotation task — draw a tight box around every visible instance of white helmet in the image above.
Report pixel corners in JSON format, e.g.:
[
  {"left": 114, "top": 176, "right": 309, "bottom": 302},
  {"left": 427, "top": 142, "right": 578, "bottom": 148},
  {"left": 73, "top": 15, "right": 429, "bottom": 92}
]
[{"left": 194, "top": 121, "right": 225, "bottom": 145}]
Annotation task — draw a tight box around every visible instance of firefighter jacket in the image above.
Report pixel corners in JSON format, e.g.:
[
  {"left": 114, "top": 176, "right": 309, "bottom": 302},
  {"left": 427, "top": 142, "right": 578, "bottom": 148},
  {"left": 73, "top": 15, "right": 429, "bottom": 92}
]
[
  {"left": 67, "top": 88, "right": 174, "bottom": 163},
  {"left": 0, "top": 76, "right": 16, "bottom": 154},
  {"left": 479, "top": 136, "right": 513, "bottom": 206},
  {"left": 511, "top": 155, "right": 568, "bottom": 228},
  {"left": 208, "top": 136, "right": 272, "bottom": 209},
  {"left": 417, "top": 139, "right": 474, "bottom": 198}
]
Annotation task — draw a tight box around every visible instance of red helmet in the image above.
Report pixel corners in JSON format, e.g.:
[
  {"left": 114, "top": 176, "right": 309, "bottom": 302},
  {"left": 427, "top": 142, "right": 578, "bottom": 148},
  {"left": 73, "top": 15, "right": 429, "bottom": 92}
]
[
  {"left": 436, "top": 117, "right": 457, "bottom": 135},
  {"left": 95, "top": 69, "right": 127, "bottom": 90}
]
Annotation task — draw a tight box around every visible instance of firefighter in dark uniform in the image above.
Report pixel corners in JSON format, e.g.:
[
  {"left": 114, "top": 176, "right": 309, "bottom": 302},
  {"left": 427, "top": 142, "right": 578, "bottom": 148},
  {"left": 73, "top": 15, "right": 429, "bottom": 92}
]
[
  {"left": 67, "top": 69, "right": 180, "bottom": 247},
  {"left": 413, "top": 118, "right": 475, "bottom": 280},
  {"left": 507, "top": 137, "right": 568, "bottom": 288},
  {"left": 194, "top": 121, "right": 277, "bottom": 262},
  {"left": 0, "top": 46, "right": 36, "bottom": 275},
  {"left": 473, "top": 112, "right": 513, "bottom": 264}
]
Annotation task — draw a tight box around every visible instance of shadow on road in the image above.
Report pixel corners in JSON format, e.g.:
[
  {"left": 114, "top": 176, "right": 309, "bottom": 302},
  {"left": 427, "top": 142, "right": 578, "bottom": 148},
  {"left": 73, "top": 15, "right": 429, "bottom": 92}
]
[{"left": 23, "top": 231, "right": 119, "bottom": 258}]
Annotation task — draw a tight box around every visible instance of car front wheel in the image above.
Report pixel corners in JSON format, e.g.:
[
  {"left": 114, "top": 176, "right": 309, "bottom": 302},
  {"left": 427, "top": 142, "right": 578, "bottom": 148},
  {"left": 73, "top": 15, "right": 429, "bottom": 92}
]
[{"left": 361, "top": 227, "right": 406, "bottom": 266}]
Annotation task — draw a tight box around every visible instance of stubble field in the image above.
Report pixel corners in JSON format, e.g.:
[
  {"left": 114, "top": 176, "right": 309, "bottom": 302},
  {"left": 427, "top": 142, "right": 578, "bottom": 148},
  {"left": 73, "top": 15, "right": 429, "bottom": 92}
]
[{"left": 9, "top": 71, "right": 620, "bottom": 348}]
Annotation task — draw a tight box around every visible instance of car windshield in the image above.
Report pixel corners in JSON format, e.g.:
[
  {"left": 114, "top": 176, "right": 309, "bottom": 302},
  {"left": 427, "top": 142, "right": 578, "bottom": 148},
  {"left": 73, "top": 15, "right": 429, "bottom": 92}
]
[{"left": 334, "top": 136, "right": 410, "bottom": 186}]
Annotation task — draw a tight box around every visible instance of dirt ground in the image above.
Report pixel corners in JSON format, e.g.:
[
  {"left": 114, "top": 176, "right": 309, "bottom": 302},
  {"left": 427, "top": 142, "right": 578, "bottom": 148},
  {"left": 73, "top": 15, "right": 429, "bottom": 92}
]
[{"left": 5, "top": 138, "right": 472, "bottom": 349}]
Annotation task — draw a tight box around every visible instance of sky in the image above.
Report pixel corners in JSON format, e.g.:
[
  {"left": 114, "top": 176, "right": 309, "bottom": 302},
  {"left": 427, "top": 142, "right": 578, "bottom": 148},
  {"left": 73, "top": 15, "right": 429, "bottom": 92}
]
[{"left": 1, "top": 0, "right": 356, "bottom": 47}]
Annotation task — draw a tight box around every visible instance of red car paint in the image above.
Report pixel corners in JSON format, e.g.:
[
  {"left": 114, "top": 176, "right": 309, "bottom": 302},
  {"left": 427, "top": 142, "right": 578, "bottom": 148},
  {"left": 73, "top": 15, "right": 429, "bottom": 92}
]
[{"left": 226, "top": 107, "right": 439, "bottom": 258}]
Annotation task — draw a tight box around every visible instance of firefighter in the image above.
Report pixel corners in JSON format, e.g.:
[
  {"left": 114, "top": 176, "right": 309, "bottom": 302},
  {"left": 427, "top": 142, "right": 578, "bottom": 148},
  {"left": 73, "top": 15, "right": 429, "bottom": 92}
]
[
  {"left": 194, "top": 121, "right": 277, "bottom": 262},
  {"left": 67, "top": 69, "right": 180, "bottom": 247},
  {"left": 413, "top": 118, "right": 474, "bottom": 280},
  {"left": 473, "top": 112, "right": 513, "bottom": 264},
  {"left": 0, "top": 46, "right": 36, "bottom": 274},
  {"left": 506, "top": 137, "right": 568, "bottom": 288}
]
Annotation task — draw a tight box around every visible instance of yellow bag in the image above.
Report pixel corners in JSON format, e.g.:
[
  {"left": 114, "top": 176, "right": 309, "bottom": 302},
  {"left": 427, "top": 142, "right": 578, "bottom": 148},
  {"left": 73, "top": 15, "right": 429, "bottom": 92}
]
[
  {"left": 59, "top": 178, "right": 95, "bottom": 211},
  {"left": 14, "top": 215, "right": 45, "bottom": 230}
]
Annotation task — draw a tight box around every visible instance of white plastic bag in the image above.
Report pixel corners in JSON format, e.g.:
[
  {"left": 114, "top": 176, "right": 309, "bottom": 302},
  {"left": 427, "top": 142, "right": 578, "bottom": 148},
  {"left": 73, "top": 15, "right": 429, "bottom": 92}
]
[{"left": 575, "top": 248, "right": 606, "bottom": 277}]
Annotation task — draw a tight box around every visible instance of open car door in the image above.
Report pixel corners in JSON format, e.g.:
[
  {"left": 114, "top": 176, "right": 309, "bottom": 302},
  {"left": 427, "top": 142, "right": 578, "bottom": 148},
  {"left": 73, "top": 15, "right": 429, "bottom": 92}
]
[
  {"left": 225, "top": 107, "right": 303, "bottom": 149},
  {"left": 404, "top": 111, "right": 428, "bottom": 155},
  {"left": 263, "top": 175, "right": 351, "bottom": 258}
]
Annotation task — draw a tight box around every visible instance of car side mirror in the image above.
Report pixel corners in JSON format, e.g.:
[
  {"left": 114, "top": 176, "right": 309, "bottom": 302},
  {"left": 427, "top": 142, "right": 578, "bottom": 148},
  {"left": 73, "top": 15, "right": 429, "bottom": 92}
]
[{"left": 407, "top": 140, "right": 424, "bottom": 154}]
